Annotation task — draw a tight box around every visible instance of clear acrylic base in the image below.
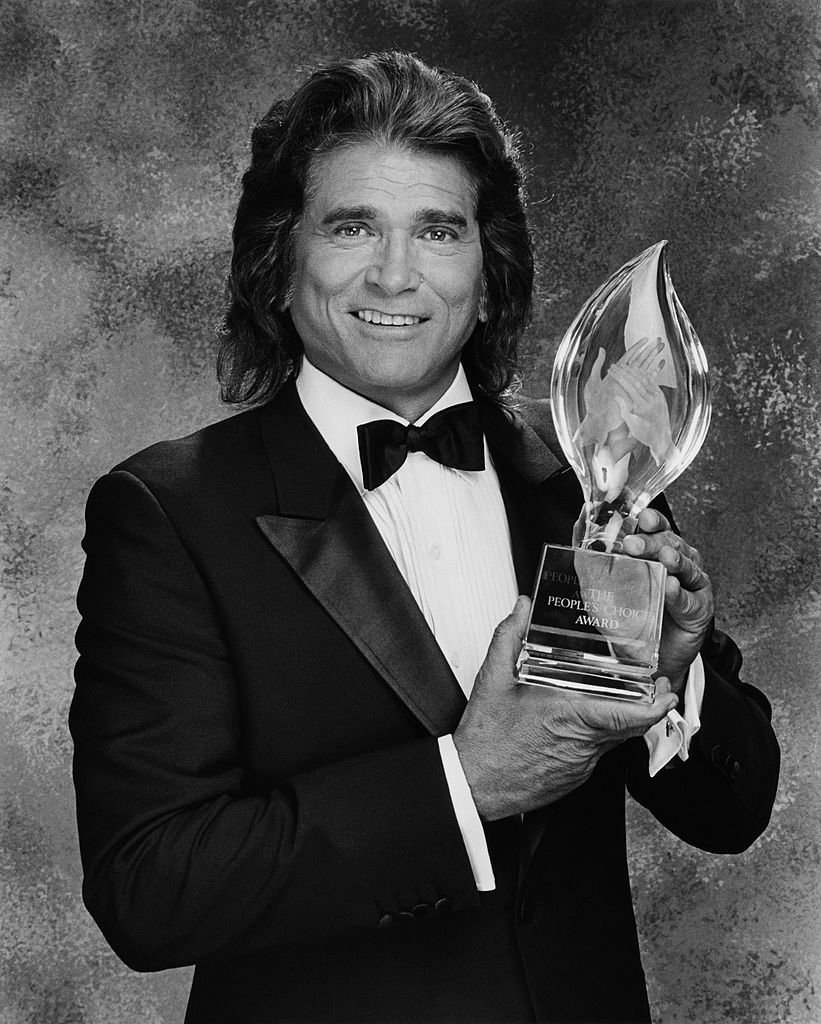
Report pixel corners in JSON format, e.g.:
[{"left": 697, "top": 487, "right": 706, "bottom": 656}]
[{"left": 517, "top": 544, "right": 666, "bottom": 703}]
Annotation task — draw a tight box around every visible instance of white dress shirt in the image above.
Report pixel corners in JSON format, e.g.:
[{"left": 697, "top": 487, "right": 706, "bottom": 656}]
[{"left": 295, "top": 356, "right": 702, "bottom": 892}]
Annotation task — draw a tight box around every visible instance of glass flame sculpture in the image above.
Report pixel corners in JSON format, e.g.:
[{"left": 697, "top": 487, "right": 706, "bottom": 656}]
[
  {"left": 518, "top": 241, "right": 711, "bottom": 701},
  {"left": 552, "top": 239, "right": 711, "bottom": 552}
]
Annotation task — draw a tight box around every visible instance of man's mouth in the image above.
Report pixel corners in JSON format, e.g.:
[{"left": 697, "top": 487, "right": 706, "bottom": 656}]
[{"left": 354, "top": 309, "right": 425, "bottom": 326}]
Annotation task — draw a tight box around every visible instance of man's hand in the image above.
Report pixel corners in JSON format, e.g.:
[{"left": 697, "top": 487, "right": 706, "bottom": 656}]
[
  {"left": 453, "top": 596, "right": 679, "bottom": 821},
  {"left": 622, "top": 508, "right": 714, "bottom": 695}
]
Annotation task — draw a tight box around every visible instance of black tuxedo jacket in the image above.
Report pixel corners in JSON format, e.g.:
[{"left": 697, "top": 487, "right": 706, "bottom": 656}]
[{"left": 71, "top": 381, "right": 779, "bottom": 1024}]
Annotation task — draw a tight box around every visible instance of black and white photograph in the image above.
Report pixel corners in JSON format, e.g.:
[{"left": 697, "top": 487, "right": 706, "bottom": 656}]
[{"left": 1, "top": 2, "right": 817, "bottom": 1022}]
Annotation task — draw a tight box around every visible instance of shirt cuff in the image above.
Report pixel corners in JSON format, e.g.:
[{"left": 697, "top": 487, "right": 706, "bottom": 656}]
[
  {"left": 437, "top": 734, "right": 496, "bottom": 891},
  {"left": 644, "top": 654, "right": 705, "bottom": 778}
]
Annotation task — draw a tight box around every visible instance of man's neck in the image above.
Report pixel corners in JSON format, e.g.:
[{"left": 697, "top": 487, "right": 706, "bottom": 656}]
[
  {"left": 295, "top": 356, "right": 476, "bottom": 494},
  {"left": 297, "top": 359, "right": 462, "bottom": 424}
]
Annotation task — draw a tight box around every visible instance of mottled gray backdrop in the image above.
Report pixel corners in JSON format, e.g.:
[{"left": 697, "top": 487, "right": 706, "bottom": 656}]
[{"left": 1, "top": 1, "right": 819, "bottom": 1021}]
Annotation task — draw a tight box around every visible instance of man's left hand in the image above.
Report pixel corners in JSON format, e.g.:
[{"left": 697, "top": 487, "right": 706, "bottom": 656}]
[{"left": 622, "top": 508, "right": 714, "bottom": 696}]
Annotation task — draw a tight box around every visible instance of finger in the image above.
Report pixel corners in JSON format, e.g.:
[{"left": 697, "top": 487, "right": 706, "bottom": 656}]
[
  {"left": 654, "top": 675, "right": 673, "bottom": 699},
  {"left": 495, "top": 594, "right": 530, "bottom": 646},
  {"left": 627, "top": 357, "right": 663, "bottom": 395},
  {"left": 622, "top": 339, "right": 659, "bottom": 376},
  {"left": 652, "top": 678, "right": 679, "bottom": 716},
  {"left": 644, "top": 678, "right": 680, "bottom": 726},
  {"left": 591, "top": 347, "right": 606, "bottom": 379},
  {"left": 664, "top": 574, "right": 713, "bottom": 628},
  {"left": 632, "top": 336, "right": 664, "bottom": 373},
  {"left": 623, "top": 530, "right": 686, "bottom": 561},
  {"left": 623, "top": 336, "right": 662, "bottom": 370},
  {"left": 621, "top": 336, "right": 648, "bottom": 366},
  {"left": 659, "top": 544, "right": 707, "bottom": 583},
  {"left": 624, "top": 529, "right": 675, "bottom": 555},
  {"left": 634, "top": 507, "right": 670, "bottom": 534}
]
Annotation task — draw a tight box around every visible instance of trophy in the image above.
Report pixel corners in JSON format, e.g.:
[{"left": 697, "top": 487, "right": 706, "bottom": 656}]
[{"left": 518, "top": 241, "right": 711, "bottom": 701}]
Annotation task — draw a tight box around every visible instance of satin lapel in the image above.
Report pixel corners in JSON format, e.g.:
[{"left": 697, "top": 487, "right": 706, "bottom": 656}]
[
  {"left": 490, "top": 453, "right": 544, "bottom": 596},
  {"left": 479, "top": 397, "right": 571, "bottom": 592},
  {"left": 478, "top": 395, "right": 565, "bottom": 485},
  {"left": 255, "top": 383, "right": 465, "bottom": 736}
]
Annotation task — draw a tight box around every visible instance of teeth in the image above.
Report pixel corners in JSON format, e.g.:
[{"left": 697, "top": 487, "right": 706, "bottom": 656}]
[{"left": 356, "top": 310, "right": 421, "bottom": 325}]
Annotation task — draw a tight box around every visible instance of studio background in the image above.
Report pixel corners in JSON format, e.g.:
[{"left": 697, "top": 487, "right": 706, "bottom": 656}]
[{"left": 1, "top": 1, "right": 818, "bottom": 1021}]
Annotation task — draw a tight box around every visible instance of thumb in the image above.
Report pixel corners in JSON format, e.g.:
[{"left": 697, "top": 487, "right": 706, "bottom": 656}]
[
  {"left": 651, "top": 676, "right": 680, "bottom": 718},
  {"left": 476, "top": 595, "right": 530, "bottom": 689}
]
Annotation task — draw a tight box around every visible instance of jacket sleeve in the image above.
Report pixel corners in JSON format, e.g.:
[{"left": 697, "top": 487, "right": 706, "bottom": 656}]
[
  {"left": 70, "top": 470, "right": 480, "bottom": 972},
  {"left": 625, "top": 622, "right": 780, "bottom": 853}
]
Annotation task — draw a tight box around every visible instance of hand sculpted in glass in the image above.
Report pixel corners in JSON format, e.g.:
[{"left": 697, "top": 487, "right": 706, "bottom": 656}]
[{"left": 518, "top": 241, "right": 711, "bottom": 701}]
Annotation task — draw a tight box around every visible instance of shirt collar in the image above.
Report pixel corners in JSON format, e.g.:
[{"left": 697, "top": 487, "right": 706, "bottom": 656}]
[{"left": 295, "top": 356, "right": 476, "bottom": 493}]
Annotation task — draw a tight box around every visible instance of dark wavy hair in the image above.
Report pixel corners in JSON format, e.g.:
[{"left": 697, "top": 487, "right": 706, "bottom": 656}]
[{"left": 217, "top": 51, "right": 533, "bottom": 405}]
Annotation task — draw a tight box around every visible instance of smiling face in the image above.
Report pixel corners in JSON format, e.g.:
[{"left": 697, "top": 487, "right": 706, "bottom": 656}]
[{"left": 286, "top": 142, "right": 485, "bottom": 420}]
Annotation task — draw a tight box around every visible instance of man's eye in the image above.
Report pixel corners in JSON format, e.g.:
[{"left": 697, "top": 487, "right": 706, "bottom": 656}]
[
  {"left": 334, "top": 224, "right": 370, "bottom": 239},
  {"left": 422, "top": 228, "right": 457, "bottom": 242}
]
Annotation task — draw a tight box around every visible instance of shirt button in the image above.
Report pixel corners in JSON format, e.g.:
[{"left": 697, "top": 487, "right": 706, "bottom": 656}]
[
  {"left": 429, "top": 544, "right": 441, "bottom": 560},
  {"left": 450, "top": 651, "right": 462, "bottom": 669}
]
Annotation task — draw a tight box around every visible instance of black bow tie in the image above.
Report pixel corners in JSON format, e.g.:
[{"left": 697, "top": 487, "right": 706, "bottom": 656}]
[{"left": 357, "top": 401, "right": 485, "bottom": 490}]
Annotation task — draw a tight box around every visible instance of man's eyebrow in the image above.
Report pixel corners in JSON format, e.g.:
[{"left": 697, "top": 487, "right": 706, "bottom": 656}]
[
  {"left": 318, "top": 206, "right": 471, "bottom": 229},
  {"left": 414, "top": 208, "right": 469, "bottom": 229},
  {"left": 320, "top": 205, "right": 378, "bottom": 225}
]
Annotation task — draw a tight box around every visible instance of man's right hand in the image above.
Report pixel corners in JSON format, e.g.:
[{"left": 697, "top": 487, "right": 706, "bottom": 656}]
[{"left": 453, "top": 596, "right": 679, "bottom": 820}]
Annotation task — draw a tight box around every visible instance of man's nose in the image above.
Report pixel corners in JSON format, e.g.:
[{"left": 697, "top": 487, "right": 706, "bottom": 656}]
[{"left": 364, "top": 235, "right": 422, "bottom": 294}]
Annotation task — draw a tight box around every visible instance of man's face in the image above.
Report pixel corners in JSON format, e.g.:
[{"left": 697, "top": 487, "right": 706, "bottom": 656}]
[{"left": 286, "top": 142, "right": 484, "bottom": 420}]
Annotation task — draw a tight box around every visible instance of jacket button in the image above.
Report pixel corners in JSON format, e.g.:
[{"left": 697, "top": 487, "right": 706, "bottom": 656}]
[
  {"left": 710, "top": 744, "right": 723, "bottom": 765},
  {"left": 377, "top": 912, "right": 394, "bottom": 929},
  {"left": 397, "top": 910, "right": 415, "bottom": 923},
  {"left": 730, "top": 759, "right": 741, "bottom": 778},
  {"left": 519, "top": 898, "right": 535, "bottom": 924},
  {"left": 434, "top": 897, "right": 453, "bottom": 914},
  {"left": 413, "top": 903, "right": 432, "bottom": 919}
]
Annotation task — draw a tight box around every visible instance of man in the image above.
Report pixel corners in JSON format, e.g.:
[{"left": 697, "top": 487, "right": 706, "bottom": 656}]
[{"left": 70, "top": 52, "right": 780, "bottom": 1024}]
